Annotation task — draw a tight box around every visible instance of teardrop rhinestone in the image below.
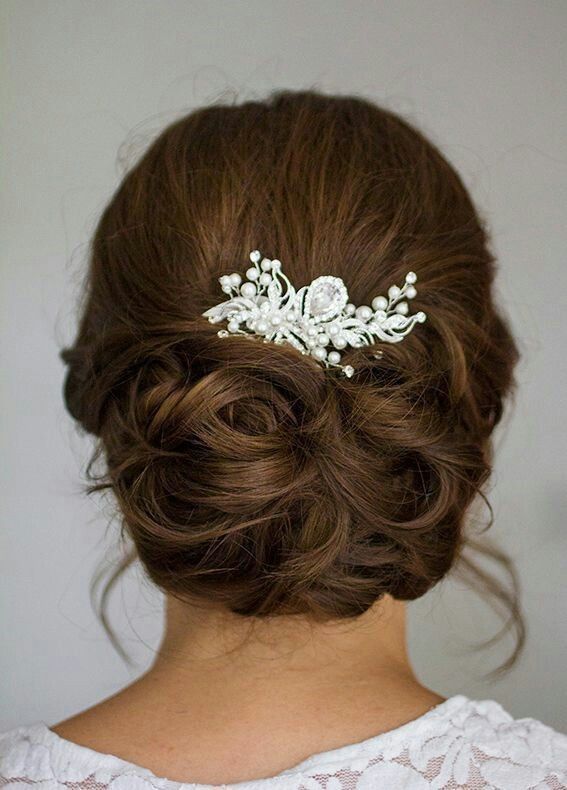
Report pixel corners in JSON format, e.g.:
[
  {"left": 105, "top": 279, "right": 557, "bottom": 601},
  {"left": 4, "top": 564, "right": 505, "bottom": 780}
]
[
  {"left": 306, "top": 277, "right": 348, "bottom": 318},
  {"left": 310, "top": 287, "right": 333, "bottom": 313}
]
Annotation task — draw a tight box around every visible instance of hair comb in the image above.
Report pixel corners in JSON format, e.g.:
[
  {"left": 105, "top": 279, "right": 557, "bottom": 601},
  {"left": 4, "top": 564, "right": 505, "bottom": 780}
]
[{"left": 203, "top": 250, "right": 426, "bottom": 377}]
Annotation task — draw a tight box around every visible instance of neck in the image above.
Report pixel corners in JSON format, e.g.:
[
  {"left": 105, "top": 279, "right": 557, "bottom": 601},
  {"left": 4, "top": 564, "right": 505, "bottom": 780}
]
[
  {"left": 53, "top": 595, "right": 445, "bottom": 785},
  {"left": 137, "top": 594, "right": 443, "bottom": 730},
  {"left": 154, "top": 593, "right": 414, "bottom": 688}
]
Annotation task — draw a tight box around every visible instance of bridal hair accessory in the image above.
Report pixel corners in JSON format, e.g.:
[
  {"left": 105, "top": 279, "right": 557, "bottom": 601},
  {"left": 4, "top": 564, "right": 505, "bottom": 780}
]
[{"left": 203, "top": 250, "right": 427, "bottom": 377}]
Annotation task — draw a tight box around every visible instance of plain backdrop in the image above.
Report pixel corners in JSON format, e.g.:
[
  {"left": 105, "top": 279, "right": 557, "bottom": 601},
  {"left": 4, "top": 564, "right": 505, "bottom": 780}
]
[{"left": 1, "top": 0, "right": 566, "bottom": 732}]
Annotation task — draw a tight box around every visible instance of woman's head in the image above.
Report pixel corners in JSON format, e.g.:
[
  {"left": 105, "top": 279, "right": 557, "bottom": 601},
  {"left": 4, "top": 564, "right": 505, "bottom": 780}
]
[{"left": 62, "top": 91, "right": 520, "bottom": 636}]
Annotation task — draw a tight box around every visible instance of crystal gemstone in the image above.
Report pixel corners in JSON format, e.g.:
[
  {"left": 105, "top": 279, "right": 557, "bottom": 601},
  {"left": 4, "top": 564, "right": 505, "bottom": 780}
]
[{"left": 307, "top": 277, "right": 348, "bottom": 318}]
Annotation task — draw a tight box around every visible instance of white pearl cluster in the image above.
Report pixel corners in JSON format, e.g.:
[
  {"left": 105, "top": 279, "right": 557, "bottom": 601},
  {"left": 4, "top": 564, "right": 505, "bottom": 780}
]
[{"left": 203, "top": 250, "right": 426, "bottom": 378}]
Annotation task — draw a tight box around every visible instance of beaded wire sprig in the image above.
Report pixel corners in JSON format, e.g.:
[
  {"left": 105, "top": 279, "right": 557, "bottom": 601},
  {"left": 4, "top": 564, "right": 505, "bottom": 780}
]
[{"left": 202, "top": 250, "right": 427, "bottom": 377}]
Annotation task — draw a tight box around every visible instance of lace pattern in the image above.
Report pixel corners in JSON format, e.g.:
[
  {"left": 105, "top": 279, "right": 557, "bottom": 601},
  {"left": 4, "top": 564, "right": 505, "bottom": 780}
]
[{"left": 1, "top": 696, "right": 566, "bottom": 789}]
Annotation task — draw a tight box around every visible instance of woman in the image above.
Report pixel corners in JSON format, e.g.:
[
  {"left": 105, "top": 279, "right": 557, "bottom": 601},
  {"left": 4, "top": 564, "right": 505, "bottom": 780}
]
[{"left": 1, "top": 90, "right": 565, "bottom": 788}]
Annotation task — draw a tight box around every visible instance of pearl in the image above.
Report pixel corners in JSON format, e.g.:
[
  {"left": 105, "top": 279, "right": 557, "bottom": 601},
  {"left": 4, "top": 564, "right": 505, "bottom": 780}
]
[
  {"left": 328, "top": 351, "right": 341, "bottom": 365},
  {"left": 334, "top": 336, "right": 347, "bottom": 349},
  {"left": 271, "top": 259, "right": 281, "bottom": 270},
  {"left": 406, "top": 285, "right": 417, "bottom": 299},
  {"left": 250, "top": 250, "right": 261, "bottom": 262},
  {"left": 395, "top": 301, "right": 409, "bottom": 315},
  {"left": 270, "top": 314, "right": 281, "bottom": 325},
  {"left": 221, "top": 284, "right": 232, "bottom": 294},
  {"left": 312, "top": 346, "right": 327, "bottom": 361},
  {"left": 328, "top": 324, "right": 338, "bottom": 335},
  {"left": 345, "top": 303, "right": 356, "bottom": 315},
  {"left": 227, "top": 319, "right": 240, "bottom": 332},
  {"left": 307, "top": 326, "right": 317, "bottom": 337},
  {"left": 405, "top": 271, "right": 417, "bottom": 284},
  {"left": 261, "top": 258, "right": 272, "bottom": 271},
  {"left": 246, "top": 267, "right": 259, "bottom": 280},
  {"left": 343, "top": 365, "right": 355, "bottom": 378},
  {"left": 372, "top": 296, "right": 388, "bottom": 311},
  {"left": 306, "top": 337, "right": 318, "bottom": 348},
  {"left": 388, "top": 285, "right": 401, "bottom": 299},
  {"left": 355, "top": 305, "right": 372, "bottom": 321},
  {"left": 259, "top": 272, "right": 272, "bottom": 286},
  {"left": 256, "top": 319, "right": 268, "bottom": 333},
  {"left": 240, "top": 282, "right": 257, "bottom": 298},
  {"left": 229, "top": 273, "right": 242, "bottom": 287},
  {"left": 220, "top": 275, "right": 231, "bottom": 286},
  {"left": 317, "top": 333, "right": 330, "bottom": 346},
  {"left": 416, "top": 311, "right": 427, "bottom": 322}
]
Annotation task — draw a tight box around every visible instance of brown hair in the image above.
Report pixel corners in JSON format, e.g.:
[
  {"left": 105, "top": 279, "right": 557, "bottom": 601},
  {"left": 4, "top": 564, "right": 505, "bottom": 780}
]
[{"left": 62, "top": 89, "right": 523, "bottom": 670}]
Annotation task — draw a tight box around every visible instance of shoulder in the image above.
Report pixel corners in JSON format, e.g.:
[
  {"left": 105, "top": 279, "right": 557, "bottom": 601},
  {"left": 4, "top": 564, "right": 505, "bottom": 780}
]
[
  {"left": 373, "top": 696, "right": 567, "bottom": 789},
  {"left": 0, "top": 722, "right": 152, "bottom": 788},
  {"left": 306, "top": 696, "right": 567, "bottom": 790},
  {"left": 0, "top": 723, "right": 58, "bottom": 783},
  {"left": 447, "top": 696, "right": 567, "bottom": 753}
]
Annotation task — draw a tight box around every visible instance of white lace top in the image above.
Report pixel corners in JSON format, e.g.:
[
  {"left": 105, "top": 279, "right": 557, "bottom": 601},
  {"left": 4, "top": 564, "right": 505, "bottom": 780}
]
[{"left": 1, "top": 695, "right": 566, "bottom": 789}]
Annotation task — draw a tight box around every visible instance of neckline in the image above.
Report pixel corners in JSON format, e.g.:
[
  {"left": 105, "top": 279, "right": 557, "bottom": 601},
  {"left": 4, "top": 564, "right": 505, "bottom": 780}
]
[
  {"left": 29, "top": 694, "right": 473, "bottom": 788},
  {"left": 273, "top": 693, "right": 471, "bottom": 775}
]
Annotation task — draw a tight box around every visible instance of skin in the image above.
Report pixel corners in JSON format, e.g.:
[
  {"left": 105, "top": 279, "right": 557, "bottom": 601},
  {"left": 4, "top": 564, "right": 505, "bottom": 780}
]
[{"left": 53, "top": 594, "right": 445, "bottom": 785}]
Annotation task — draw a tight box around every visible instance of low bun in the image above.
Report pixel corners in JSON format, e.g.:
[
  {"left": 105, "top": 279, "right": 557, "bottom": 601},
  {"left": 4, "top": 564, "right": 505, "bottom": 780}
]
[{"left": 65, "top": 321, "right": 491, "bottom": 620}]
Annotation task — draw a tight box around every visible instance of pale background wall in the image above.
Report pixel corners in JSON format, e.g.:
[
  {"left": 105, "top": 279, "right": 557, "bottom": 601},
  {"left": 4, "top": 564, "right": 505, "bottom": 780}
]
[{"left": 1, "top": 0, "right": 566, "bottom": 731}]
